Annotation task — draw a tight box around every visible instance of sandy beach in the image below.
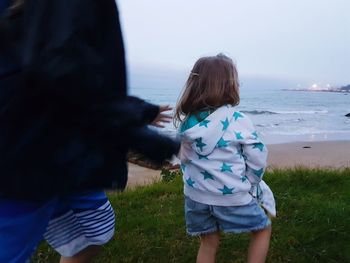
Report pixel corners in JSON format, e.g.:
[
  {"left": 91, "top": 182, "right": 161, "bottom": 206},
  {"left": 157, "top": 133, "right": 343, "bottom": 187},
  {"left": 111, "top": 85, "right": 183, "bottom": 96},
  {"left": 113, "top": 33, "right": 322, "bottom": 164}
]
[
  {"left": 126, "top": 140, "right": 350, "bottom": 188},
  {"left": 267, "top": 140, "right": 350, "bottom": 169},
  {"left": 127, "top": 162, "right": 162, "bottom": 189}
]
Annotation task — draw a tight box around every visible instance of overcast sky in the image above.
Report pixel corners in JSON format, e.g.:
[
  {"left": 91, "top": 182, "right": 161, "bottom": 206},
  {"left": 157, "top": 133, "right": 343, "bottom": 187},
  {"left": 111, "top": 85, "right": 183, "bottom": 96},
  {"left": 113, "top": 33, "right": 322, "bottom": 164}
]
[{"left": 117, "top": 0, "right": 350, "bottom": 85}]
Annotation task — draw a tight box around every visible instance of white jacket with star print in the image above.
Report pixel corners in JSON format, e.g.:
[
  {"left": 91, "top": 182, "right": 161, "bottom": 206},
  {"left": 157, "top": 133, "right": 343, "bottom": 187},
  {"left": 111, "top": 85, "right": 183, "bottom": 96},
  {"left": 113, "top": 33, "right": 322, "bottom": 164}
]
[{"left": 179, "top": 105, "right": 271, "bottom": 207}]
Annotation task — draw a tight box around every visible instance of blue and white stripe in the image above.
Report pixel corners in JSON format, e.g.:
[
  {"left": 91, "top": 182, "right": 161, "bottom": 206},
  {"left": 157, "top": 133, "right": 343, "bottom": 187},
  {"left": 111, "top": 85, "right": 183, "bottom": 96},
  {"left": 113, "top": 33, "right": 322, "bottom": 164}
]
[{"left": 44, "top": 201, "right": 115, "bottom": 257}]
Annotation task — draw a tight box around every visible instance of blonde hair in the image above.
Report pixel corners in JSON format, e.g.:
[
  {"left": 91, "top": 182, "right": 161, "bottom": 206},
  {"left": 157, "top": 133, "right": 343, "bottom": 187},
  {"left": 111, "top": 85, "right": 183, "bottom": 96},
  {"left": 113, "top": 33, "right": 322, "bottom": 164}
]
[{"left": 174, "top": 53, "right": 240, "bottom": 126}]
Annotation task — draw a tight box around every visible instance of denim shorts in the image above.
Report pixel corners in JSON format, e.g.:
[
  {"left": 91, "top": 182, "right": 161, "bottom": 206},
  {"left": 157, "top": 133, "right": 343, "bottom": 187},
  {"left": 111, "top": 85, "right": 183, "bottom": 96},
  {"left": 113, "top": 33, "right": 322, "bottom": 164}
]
[{"left": 185, "top": 196, "right": 271, "bottom": 236}]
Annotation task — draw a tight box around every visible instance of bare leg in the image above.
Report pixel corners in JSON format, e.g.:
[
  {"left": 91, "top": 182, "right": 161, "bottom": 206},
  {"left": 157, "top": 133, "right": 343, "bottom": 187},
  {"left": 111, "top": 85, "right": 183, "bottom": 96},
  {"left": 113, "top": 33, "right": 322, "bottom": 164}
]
[
  {"left": 197, "top": 231, "right": 220, "bottom": 263},
  {"left": 60, "top": 245, "right": 100, "bottom": 263},
  {"left": 247, "top": 225, "right": 271, "bottom": 263}
]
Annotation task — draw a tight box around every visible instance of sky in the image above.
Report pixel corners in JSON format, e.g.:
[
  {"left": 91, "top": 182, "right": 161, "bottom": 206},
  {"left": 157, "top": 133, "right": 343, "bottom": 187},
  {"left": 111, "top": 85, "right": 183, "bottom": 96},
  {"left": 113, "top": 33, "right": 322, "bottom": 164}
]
[{"left": 117, "top": 0, "right": 350, "bottom": 86}]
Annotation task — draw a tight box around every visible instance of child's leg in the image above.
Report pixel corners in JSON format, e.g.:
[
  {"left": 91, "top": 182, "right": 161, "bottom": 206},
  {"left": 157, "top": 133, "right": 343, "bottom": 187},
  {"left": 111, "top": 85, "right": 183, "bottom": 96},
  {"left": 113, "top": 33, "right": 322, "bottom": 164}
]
[
  {"left": 60, "top": 245, "right": 100, "bottom": 263},
  {"left": 197, "top": 231, "right": 220, "bottom": 263},
  {"left": 247, "top": 225, "right": 271, "bottom": 263}
]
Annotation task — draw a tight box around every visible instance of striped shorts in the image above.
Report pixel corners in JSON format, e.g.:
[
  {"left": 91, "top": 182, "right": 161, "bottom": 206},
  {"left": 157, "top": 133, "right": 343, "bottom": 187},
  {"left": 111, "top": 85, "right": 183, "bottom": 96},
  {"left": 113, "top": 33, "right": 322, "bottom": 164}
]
[
  {"left": 44, "top": 191, "right": 115, "bottom": 257},
  {"left": 0, "top": 190, "right": 115, "bottom": 262}
]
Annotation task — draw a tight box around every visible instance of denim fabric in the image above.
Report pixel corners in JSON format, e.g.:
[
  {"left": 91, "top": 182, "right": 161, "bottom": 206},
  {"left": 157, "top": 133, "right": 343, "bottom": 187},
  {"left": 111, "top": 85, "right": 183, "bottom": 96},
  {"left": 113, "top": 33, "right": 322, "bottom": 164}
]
[{"left": 185, "top": 196, "right": 270, "bottom": 236}]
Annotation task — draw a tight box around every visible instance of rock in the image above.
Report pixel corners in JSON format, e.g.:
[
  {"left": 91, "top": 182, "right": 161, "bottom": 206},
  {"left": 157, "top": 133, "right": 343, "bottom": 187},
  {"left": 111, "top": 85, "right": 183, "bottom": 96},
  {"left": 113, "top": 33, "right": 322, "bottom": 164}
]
[
  {"left": 345, "top": 113, "right": 350, "bottom": 117},
  {"left": 127, "top": 151, "right": 177, "bottom": 170}
]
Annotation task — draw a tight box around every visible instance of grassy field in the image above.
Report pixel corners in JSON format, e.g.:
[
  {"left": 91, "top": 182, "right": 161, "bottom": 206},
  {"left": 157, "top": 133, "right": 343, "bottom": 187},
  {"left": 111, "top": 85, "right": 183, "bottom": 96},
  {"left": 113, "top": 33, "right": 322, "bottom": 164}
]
[{"left": 34, "top": 168, "right": 350, "bottom": 262}]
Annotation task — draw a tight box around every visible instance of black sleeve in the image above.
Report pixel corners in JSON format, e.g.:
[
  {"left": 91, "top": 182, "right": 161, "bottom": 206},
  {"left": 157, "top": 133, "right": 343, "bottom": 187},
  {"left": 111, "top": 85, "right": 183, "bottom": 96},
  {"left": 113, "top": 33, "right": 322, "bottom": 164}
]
[
  {"left": 0, "top": 8, "right": 14, "bottom": 52},
  {"left": 79, "top": 96, "right": 160, "bottom": 133},
  {"left": 0, "top": 16, "right": 11, "bottom": 52},
  {"left": 128, "top": 127, "right": 180, "bottom": 165},
  {"left": 0, "top": 7, "right": 23, "bottom": 66}
]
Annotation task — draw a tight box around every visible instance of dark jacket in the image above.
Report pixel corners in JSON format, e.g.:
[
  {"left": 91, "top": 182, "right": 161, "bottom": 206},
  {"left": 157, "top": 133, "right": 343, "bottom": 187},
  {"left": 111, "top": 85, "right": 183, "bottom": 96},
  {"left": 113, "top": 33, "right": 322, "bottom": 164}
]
[
  {"left": 0, "top": 0, "right": 20, "bottom": 77},
  {"left": 0, "top": 0, "right": 179, "bottom": 200}
]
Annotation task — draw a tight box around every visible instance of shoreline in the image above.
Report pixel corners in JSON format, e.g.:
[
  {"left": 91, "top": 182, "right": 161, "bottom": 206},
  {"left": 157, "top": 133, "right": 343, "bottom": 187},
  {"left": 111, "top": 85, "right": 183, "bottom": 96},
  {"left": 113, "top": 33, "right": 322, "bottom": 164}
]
[{"left": 261, "top": 133, "right": 350, "bottom": 145}]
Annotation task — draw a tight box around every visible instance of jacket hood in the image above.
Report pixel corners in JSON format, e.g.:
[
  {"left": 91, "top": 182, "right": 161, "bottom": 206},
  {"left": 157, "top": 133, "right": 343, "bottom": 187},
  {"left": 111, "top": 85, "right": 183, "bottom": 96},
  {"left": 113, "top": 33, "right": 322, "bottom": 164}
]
[{"left": 180, "top": 105, "right": 236, "bottom": 156}]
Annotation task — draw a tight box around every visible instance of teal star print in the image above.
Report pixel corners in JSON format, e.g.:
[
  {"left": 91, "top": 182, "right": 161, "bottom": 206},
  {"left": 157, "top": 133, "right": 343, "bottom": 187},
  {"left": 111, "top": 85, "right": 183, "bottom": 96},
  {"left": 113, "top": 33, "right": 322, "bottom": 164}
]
[
  {"left": 221, "top": 162, "right": 233, "bottom": 173},
  {"left": 241, "top": 176, "right": 248, "bottom": 182},
  {"left": 199, "top": 120, "right": 210, "bottom": 128},
  {"left": 221, "top": 118, "right": 229, "bottom": 131},
  {"left": 252, "top": 142, "right": 264, "bottom": 152},
  {"left": 252, "top": 131, "right": 258, "bottom": 140},
  {"left": 233, "top": 111, "right": 244, "bottom": 121},
  {"left": 180, "top": 163, "right": 186, "bottom": 172},
  {"left": 253, "top": 168, "right": 264, "bottom": 178},
  {"left": 235, "top": 132, "right": 244, "bottom": 140},
  {"left": 218, "top": 185, "right": 234, "bottom": 195},
  {"left": 197, "top": 153, "right": 209, "bottom": 160},
  {"left": 195, "top": 137, "right": 207, "bottom": 151},
  {"left": 217, "top": 137, "right": 230, "bottom": 148},
  {"left": 186, "top": 178, "right": 195, "bottom": 187},
  {"left": 201, "top": 171, "right": 214, "bottom": 180}
]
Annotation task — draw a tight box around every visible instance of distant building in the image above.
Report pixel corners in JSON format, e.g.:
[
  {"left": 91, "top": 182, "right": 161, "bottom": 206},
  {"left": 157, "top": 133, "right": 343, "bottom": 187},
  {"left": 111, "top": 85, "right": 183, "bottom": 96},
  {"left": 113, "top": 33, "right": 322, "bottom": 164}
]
[{"left": 285, "top": 83, "right": 350, "bottom": 93}]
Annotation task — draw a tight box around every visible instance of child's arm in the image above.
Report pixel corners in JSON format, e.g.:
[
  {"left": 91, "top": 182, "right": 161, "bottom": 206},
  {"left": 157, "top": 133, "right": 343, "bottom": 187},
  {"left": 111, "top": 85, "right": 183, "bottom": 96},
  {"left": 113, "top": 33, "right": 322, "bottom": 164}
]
[{"left": 236, "top": 114, "right": 268, "bottom": 186}]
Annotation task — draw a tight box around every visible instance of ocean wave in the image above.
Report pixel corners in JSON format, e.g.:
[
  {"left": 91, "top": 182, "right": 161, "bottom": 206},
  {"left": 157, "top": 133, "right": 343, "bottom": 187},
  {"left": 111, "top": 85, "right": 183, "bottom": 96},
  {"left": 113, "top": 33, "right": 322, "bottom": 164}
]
[
  {"left": 243, "top": 110, "right": 328, "bottom": 115},
  {"left": 241, "top": 110, "right": 277, "bottom": 115},
  {"left": 274, "top": 110, "right": 328, "bottom": 114},
  {"left": 268, "top": 130, "right": 350, "bottom": 136},
  {"left": 256, "top": 118, "right": 305, "bottom": 128}
]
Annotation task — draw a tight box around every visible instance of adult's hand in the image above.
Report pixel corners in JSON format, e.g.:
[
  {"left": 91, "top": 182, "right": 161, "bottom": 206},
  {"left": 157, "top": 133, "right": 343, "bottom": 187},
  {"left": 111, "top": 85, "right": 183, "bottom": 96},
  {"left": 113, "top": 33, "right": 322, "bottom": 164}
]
[{"left": 151, "top": 105, "right": 173, "bottom": 128}]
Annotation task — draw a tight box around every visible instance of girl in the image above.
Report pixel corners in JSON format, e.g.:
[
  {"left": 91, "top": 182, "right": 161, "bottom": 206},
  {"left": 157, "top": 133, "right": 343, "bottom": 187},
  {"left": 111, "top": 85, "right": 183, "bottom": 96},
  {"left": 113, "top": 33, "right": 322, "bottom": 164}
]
[{"left": 175, "top": 54, "right": 275, "bottom": 263}]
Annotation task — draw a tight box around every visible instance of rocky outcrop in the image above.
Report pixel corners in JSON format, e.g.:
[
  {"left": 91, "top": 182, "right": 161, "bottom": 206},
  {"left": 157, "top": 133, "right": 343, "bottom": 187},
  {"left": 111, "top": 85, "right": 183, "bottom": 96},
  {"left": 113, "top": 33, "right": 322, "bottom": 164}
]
[
  {"left": 341, "top": 84, "right": 350, "bottom": 92},
  {"left": 345, "top": 113, "right": 350, "bottom": 117},
  {"left": 128, "top": 151, "right": 178, "bottom": 170}
]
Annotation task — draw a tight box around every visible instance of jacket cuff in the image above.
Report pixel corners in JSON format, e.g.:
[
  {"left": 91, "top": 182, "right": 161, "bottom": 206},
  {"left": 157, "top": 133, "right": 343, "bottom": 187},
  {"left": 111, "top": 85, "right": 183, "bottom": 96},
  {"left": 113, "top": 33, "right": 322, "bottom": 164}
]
[{"left": 140, "top": 100, "right": 159, "bottom": 124}]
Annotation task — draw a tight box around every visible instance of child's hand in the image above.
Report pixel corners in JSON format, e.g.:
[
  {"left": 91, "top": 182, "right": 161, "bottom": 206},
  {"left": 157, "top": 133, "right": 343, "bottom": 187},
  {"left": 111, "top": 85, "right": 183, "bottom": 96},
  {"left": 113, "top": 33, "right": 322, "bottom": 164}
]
[{"left": 151, "top": 105, "right": 173, "bottom": 128}]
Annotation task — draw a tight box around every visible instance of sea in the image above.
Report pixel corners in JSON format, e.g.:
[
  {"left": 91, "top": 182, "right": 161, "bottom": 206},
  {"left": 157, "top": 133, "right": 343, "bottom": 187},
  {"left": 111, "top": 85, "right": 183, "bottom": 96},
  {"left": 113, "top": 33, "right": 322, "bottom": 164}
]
[{"left": 129, "top": 70, "right": 350, "bottom": 144}]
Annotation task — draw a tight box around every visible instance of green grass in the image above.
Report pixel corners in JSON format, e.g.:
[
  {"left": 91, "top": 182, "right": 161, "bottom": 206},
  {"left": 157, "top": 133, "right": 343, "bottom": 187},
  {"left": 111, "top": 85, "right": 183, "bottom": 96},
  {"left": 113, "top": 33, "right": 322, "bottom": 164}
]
[{"left": 33, "top": 168, "right": 350, "bottom": 262}]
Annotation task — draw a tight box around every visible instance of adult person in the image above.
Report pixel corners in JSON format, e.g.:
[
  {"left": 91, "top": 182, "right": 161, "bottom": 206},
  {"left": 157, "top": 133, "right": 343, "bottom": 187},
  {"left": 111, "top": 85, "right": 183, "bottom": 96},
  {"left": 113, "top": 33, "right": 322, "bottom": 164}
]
[{"left": 0, "top": 0, "right": 179, "bottom": 262}]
